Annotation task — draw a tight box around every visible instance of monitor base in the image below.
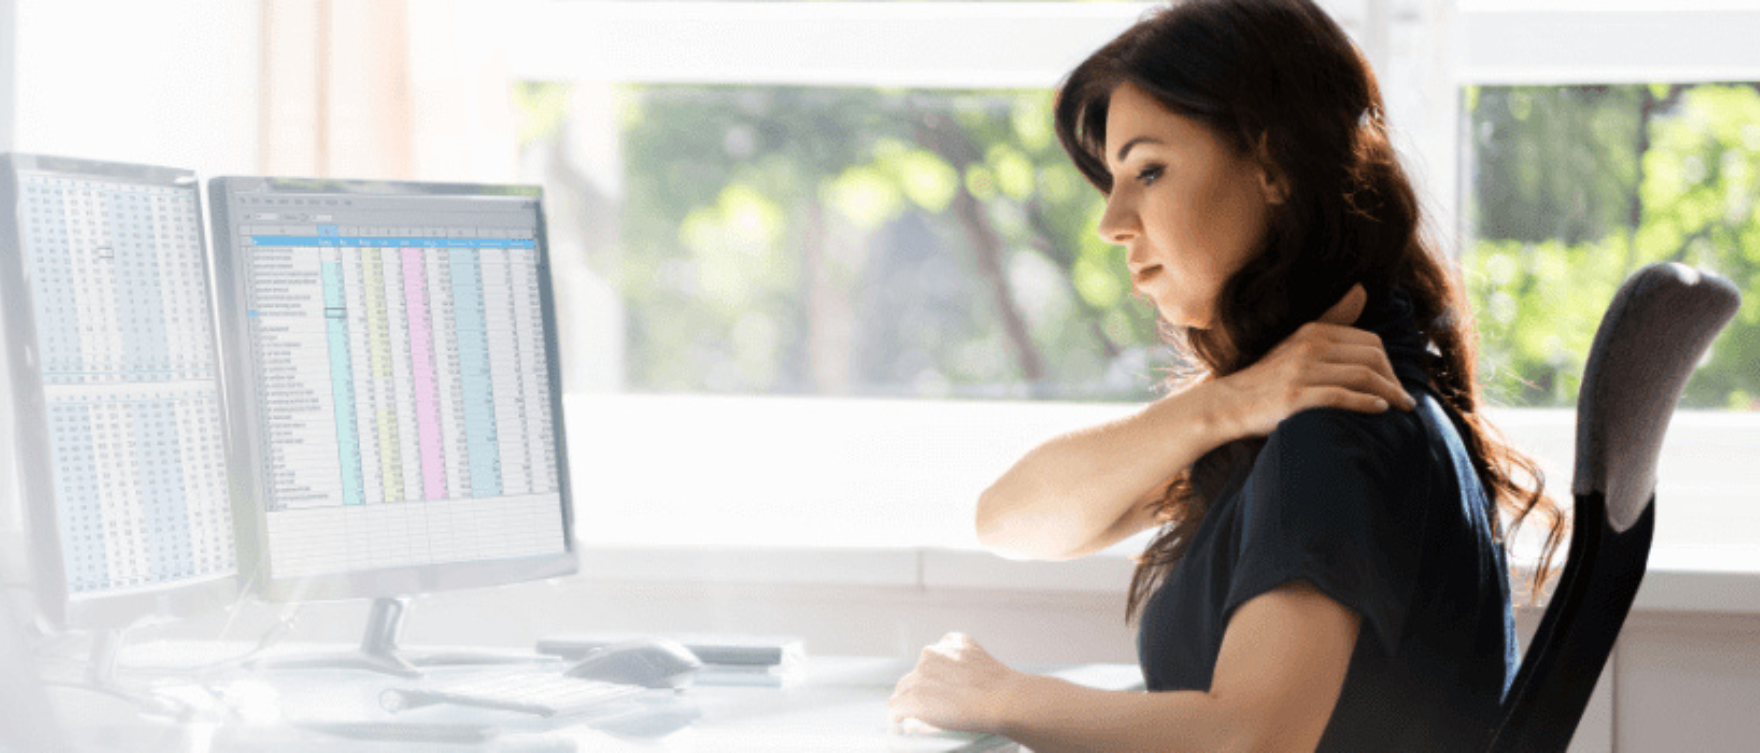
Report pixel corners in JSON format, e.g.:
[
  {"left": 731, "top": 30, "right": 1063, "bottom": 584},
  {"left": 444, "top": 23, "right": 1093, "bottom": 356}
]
[
  {"left": 39, "top": 629, "right": 194, "bottom": 719},
  {"left": 247, "top": 596, "right": 558, "bottom": 678}
]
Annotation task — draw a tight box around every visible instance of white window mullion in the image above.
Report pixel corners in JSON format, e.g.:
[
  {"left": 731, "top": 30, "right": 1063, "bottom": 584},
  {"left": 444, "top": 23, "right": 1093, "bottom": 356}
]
[
  {"left": 501, "top": 1, "right": 1159, "bottom": 90},
  {"left": 499, "top": 1, "right": 1404, "bottom": 90},
  {"left": 1461, "top": 6, "right": 1760, "bottom": 85}
]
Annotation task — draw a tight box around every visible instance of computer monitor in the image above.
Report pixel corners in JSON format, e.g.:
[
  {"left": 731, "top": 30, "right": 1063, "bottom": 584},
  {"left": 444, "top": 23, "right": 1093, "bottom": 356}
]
[
  {"left": 0, "top": 154, "right": 238, "bottom": 633},
  {"left": 207, "top": 177, "right": 576, "bottom": 674}
]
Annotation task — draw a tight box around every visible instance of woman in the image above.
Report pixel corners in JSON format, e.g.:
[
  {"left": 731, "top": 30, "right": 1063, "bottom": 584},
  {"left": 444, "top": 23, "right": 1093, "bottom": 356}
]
[{"left": 887, "top": 0, "right": 1566, "bottom": 750}]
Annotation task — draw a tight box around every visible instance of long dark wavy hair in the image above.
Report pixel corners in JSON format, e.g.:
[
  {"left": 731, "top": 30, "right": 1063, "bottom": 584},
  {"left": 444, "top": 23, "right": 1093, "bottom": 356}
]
[{"left": 1052, "top": 0, "right": 1568, "bottom": 623}]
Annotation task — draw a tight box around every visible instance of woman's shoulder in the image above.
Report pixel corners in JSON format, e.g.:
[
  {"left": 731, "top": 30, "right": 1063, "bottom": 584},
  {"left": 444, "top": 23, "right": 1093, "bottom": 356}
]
[
  {"left": 1232, "top": 397, "right": 1442, "bottom": 544},
  {"left": 1263, "top": 395, "right": 1433, "bottom": 465}
]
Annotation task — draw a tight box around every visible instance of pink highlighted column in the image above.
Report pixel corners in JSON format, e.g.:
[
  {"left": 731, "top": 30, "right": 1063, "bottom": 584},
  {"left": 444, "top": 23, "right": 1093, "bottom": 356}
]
[{"left": 403, "top": 247, "right": 447, "bottom": 500}]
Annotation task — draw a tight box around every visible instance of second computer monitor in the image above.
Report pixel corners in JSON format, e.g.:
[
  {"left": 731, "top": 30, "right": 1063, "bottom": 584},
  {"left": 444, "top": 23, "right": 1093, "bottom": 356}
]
[
  {"left": 209, "top": 178, "right": 575, "bottom": 601},
  {"left": 0, "top": 154, "right": 237, "bottom": 629}
]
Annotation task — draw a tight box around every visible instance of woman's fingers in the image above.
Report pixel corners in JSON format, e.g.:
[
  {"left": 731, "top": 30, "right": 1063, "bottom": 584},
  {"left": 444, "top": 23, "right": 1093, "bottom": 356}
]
[
  {"left": 1307, "top": 385, "right": 1394, "bottom": 414},
  {"left": 889, "top": 632, "right": 1017, "bottom": 734},
  {"left": 1327, "top": 339, "right": 1398, "bottom": 374},
  {"left": 889, "top": 646, "right": 967, "bottom": 729},
  {"left": 890, "top": 665, "right": 925, "bottom": 723},
  {"left": 1304, "top": 358, "right": 1414, "bottom": 411},
  {"left": 1215, "top": 290, "right": 1424, "bottom": 438},
  {"left": 888, "top": 690, "right": 920, "bottom": 725},
  {"left": 1299, "top": 320, "right": 1386, "bottom": 351},
  {"left": 1325, "top": 342, "right": 1403, "bottom": 394},
  {"left": 1287, "top": 325, "right": 1414, "bottom": 410}
]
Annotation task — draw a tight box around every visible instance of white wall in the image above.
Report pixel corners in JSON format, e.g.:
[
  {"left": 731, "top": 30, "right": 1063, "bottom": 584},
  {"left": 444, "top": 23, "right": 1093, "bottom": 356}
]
[{"left": 13, "top": 0, "right": 258, "bottom": 177}]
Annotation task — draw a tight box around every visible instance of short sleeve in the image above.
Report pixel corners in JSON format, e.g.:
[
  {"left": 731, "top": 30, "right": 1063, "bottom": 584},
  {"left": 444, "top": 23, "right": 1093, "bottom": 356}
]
[{"left": 1222, "top": 407, "right": 1434, "bottom": 656}]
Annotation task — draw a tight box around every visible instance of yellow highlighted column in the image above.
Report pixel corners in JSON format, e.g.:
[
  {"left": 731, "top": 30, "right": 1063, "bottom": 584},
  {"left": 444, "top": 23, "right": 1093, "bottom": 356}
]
[{"left": 362, "top": 247, "right": 404, "bottom": 502}]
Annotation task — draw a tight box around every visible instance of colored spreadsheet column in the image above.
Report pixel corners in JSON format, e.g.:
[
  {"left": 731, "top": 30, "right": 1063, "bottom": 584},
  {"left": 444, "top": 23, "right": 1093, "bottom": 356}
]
[
  {"left": 322, "top": 259, "right": 364, "bottom": 506},
  {"left": 48, "top": 402, "right": 104, "bottom": 592},
  {"left": 403, "top": 247, "right": 446, "bottom": 500},
  {"left": 362, "top": 247, "right": 405, "bottom": 502},
  {"left": 344, "top": 250, "right": 384, "bottom": 504},
  {"left": 132, "top": 399, "right": 194, "bottom": 581},
  {"left": 450, "top": 247, "right": 501, "bottom": 497}
]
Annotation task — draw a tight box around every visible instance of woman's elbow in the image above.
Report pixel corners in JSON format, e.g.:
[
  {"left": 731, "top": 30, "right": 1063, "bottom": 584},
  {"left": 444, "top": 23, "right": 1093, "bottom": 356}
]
[
  {"left": 973, "top": 485, "right": 1067, "bottom": 559},
  {"left": 973, "top": 485, "right": 1013, "bottom": 550},
  {"left": 1205, "top": 692, "right": 1325, "bottom": 753}
]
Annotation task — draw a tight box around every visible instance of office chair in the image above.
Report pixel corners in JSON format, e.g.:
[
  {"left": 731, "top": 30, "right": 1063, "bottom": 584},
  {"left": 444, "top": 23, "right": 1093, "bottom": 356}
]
[{"left": 1484, "top": 262, "right": 1741, "bottom": 752}]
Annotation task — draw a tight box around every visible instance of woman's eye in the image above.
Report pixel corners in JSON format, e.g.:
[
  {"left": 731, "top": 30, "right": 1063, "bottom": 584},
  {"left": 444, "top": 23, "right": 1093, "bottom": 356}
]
[{"left": 1136, "top": 165, "right": 1164, "bottom": 186}]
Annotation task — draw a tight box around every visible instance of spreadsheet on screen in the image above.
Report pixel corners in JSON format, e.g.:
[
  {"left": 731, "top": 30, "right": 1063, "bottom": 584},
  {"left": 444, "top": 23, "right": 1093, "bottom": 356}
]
[{"left": 225, "top": 193, "right": 565, "bottom": 580}]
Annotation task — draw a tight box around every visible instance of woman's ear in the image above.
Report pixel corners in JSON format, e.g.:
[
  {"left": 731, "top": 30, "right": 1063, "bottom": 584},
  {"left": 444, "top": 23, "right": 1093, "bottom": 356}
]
[
  {"left": 1252, "top": 131, "right": 1289, "bottom": 206},
  {"left": 1259, "top": 168, "right": 1289, "bottom": 206}
]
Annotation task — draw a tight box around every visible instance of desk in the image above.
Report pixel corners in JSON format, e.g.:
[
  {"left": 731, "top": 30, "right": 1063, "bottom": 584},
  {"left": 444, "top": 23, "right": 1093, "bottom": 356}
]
[{"left": 47, "top": 650, "right": 1145, "bottom": 751}]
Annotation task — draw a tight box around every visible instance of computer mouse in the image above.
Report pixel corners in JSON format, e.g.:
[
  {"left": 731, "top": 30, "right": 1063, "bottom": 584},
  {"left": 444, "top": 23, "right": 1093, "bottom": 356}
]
[{"left": 564, "top": 638, "right": 704, "bottom": 690}]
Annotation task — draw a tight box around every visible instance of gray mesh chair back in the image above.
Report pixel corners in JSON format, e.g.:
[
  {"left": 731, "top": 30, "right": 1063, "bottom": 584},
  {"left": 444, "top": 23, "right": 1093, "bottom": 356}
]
[{"left": 1486, "top": 262, "right": 1741, "bottom": 752}]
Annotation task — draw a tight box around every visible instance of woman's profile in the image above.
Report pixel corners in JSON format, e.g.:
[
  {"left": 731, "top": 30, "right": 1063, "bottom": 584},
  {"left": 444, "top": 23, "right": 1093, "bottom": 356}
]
[{"left": 887, "top": 0, "right": 1567, "bottom": 749}]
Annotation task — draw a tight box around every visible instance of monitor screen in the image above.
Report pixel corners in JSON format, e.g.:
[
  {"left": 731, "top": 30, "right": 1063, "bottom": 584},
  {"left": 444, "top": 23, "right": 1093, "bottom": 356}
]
[
  {"left": 0, "top": 154, "right": 237, "bottom": 628},
  {"left": 209, "top": 178, "right": 575, "bottom": 600}
]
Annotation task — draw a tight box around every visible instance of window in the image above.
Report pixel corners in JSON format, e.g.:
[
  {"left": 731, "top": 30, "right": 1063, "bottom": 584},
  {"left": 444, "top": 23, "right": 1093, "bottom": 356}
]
[
  {"left": 1464, "top": 83, "right": 1760, "bottom": 411},
  {"left": 1455, "top": 1, "right": 1760, "bottom": 553},
  {"left": 509, "top": 0, "right": 1445, "bottom": 402},
  {"left": 524, "top": 83, "right": 1172, "bottom": 400}
]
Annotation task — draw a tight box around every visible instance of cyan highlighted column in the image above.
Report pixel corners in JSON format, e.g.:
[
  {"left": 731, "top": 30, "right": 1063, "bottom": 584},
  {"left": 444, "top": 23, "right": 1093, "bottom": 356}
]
[
  {"left": 322, "top": 260, "right": 364, "bottom": 506},
  {"left": 450, "top": 248, "right": 501, "bottom": 497}
]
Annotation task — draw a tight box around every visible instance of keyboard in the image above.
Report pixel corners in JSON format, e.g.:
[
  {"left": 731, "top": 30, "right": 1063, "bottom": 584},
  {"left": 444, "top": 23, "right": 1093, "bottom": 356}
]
[{"left": 380, "top": 669, "right": 647, "bottom": 717}]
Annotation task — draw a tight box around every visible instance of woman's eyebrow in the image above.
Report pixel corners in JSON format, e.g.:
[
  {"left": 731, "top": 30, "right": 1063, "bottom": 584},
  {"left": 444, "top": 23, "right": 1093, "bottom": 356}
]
[{"left": 1113, "top": 135, "right": 1166, "bottom": 167}]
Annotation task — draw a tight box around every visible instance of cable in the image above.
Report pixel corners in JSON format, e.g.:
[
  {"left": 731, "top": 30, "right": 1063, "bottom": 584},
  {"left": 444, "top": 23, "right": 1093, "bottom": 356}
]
[
  {"left": 113, "top": 566, "right": 306, "bottom": 678},
  {"left": 118, "top": 603, "right": 306, "bottom": 678}
]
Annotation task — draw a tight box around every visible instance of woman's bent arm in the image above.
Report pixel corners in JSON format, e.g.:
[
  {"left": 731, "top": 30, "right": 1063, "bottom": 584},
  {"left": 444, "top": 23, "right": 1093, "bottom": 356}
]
[
  {"left": 887, "top": 581, "right": 1359, "bottom": 751},
  {"left": 999, "top": 582, "right": 1359, "bottom": 752},
  {"left": 974, "top": 284, "right": 1415, "bottom": 561},
  {"left": 974, "top": 380, "right": 1235, "bottom": 561}
]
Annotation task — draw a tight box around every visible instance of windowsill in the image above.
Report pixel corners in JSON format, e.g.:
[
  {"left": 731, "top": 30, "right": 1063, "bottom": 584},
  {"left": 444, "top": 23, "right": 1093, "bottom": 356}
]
[
  {"left": 561, "top": 393, "right": 1760, "bottom": 616},
  {"left": 572, "top": 542, "right": 1760, "bottom": 617}
]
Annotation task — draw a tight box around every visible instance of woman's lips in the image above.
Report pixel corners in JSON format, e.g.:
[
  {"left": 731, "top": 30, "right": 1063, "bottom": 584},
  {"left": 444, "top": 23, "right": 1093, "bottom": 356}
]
[{"left": 1133, "top": 265, "right": 1163, "bottom": 286}]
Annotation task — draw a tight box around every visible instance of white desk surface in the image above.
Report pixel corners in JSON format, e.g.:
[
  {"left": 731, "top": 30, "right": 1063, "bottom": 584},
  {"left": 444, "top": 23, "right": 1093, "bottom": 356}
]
[{"left": 48, "top": 649, "right": 1145, "bottom": 752}]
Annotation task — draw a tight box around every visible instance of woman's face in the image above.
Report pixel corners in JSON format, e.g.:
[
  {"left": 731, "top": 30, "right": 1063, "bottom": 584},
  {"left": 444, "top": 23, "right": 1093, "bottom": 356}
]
[{"left": 1097, "top": 81, "right": 1282, "bottom": 330}]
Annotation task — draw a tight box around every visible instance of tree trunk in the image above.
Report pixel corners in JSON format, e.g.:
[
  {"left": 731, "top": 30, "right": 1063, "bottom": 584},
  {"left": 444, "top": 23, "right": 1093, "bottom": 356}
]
[{"left": 913, "top": 114, "right": 1047, "bottom": 386}]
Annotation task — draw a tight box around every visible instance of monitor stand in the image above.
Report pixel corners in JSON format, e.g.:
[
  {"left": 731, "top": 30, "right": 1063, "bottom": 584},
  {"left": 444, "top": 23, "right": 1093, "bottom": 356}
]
[
  {"left": 39, "top": 629, "right": 189, "bottom": 718},
  {"left": 248, "top": 596, "right": 558, "bottom": 678}
]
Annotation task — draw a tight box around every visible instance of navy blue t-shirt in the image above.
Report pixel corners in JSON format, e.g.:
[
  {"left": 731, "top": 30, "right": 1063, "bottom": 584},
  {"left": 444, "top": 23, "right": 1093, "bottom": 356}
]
[{"left": 1136, "top": 287, "right": 1518, "bottom": 751}]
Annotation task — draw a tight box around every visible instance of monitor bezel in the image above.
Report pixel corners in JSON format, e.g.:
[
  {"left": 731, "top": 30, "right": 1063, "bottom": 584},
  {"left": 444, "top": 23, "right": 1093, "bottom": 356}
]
[
  {"left": 0, "top": 153, "right": 240, "bottom": 630},
  {"left": 208, "top": 176, "right": 579, "bottom": 603}
]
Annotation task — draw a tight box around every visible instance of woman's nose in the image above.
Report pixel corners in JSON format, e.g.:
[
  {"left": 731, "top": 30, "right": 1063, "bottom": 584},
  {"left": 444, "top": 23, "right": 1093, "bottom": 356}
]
[{"left": 1096, "top": 195, "right": 1138, "bottom": 245}]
